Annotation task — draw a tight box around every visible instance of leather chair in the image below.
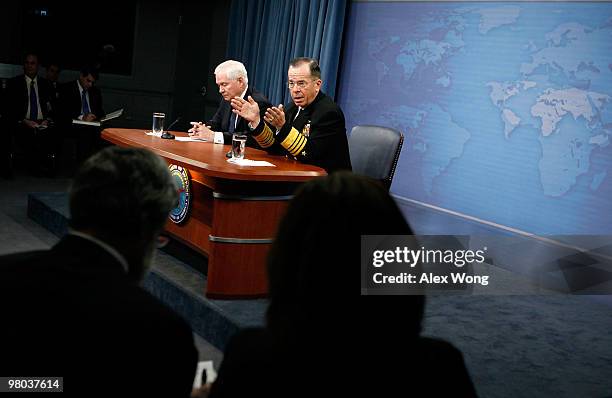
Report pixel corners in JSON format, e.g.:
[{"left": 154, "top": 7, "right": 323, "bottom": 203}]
[{"left": 348, "top": 125, "right": 404, "bottom": 190}]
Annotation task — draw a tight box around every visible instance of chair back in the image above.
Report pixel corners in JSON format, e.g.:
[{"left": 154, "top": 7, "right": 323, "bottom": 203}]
[{"left": 348, "top": 125, "right": 403, "bottom": 190}]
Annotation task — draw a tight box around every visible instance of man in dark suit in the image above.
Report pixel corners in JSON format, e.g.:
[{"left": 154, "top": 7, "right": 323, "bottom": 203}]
[
  {"left": 231, "top": 57, "right": 352, "bottom": 173},
  {"left": 58, "top": 64, "right": 105, "bottom": 123},
  {"left": 188, "top": 60, "right": 271, "bottom": 147},
  {"left": 4, "top": 52, "right": 57, "bottom": 174},
  {"left": 0, "top": 147, "right": 198, "bottom": 396},
  {"left": 44, "top": 60, "right": 61, "bottom": 101},
  {"left": 57, "top": 64, "right": 105, "bottom": 167}
]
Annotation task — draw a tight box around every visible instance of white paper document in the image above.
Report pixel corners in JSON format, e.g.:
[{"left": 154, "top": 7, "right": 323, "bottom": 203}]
[
  {"left": 72, "top": 108, "right": 123, "bottom": 127},
  {"left": 227, "top": 158, "right": 276, "bottom": 167},
  {"left": 144, "top": 132, "right": 207, "bottom": 142},
  {"left": 175, "top": 136, "right": 208, "bottom": 142},
  {"left": 192, "top": 360, "right": 217, "bottom": 388},
  {"left": 101, "top": 108, "right": 123, "bottom": 122},
  {"left": 72, "top": 119, "right": 101, "bottom": 127}
]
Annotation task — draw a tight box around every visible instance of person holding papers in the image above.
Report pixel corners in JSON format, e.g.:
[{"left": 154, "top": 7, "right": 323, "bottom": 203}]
[
  {"left": 188, "top": 60, "right": 271, "bottom": 146},
  {"left": 57, "top": 64, "right": 105, "bottom": 168},
  {"left": 58, "top": 64, "right": 105, "bottom": 123}
]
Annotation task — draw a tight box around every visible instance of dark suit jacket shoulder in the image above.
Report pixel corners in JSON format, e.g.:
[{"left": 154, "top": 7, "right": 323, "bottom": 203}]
[
  {"left": 209, "top": 329, "right": 477, "bottom": 397},
  {"left": 208, "top": 328, "right": 278, "bottom": 398},
  {"left": 0, "top": 235, "right": 197, "bottom": 396}
]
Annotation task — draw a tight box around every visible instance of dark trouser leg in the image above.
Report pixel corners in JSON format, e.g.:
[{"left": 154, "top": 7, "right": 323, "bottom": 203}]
[
  {"left": 12, "top": 125, "right": 37, "bottom": 174},
  {"left": 33, "top": 127, "right": 59, "bottom": 175},
  {"left": 0, "top": 122, "right": 12, "bottom": 178},
  {"left": 72, "top": 125, "right": 101, "bottom": 166},
  {"left": 61, "top": 125, "right": 103, "bottom": 174}
]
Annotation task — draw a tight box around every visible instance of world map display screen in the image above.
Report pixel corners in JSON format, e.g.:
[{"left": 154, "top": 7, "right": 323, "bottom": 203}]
[{"left": 337, "top": 1, "right": 612, "bottom": 234}]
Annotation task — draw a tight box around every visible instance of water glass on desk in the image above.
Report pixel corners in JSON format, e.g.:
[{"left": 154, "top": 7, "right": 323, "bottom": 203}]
[
  {"left": 232, "top": 134, "right": 247, "bottom": 160},
  {"left": 152, "top": 112, "right": 165, "bottom": 134}
]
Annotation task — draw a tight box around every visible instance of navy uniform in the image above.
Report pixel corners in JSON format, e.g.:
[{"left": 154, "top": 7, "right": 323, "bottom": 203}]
[{"left": 250, "top": 91, "right": 352, "bottom": 173}]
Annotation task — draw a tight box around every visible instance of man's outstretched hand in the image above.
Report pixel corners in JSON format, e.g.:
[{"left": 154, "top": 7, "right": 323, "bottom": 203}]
[
  {"left": 264, "top": 104, "right": 285, "bottom": 130},
  {"left": 230, "top": 96, "right": 260, "bottom": 128}
]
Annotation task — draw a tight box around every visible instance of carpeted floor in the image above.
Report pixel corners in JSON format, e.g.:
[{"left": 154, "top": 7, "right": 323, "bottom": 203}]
[{"left": 424, "top": 295, "right": 612, "bottom": 398}]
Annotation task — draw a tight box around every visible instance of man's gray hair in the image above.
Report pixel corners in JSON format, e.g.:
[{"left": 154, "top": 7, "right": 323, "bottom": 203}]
[
  {"left": 69, "top": 147, "right": 178, "bottom": 241},
  {"left": 214, "top": 60, "right": 248, "bottom": 85}
]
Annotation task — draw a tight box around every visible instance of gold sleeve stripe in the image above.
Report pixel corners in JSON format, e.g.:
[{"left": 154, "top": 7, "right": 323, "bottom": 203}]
[
  {"left": 293, "top": 134, "right": 308, "bottom": 156},
  {"left": 292, "top": 135, "right": 307, "bottom": 157},
  {"left": 281, "top": 127, "right": 307, "bottom": 157},
  {"left": 254, "top": 124, "right": 275, "bottom": 148},
  {"left": 284, "top": 128, "right": 303, "bottom": 154}
]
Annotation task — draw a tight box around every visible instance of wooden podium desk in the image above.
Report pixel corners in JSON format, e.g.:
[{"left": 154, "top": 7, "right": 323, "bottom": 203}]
[{"left": 102, "top": 128, "right": 326, "bottom": 298}]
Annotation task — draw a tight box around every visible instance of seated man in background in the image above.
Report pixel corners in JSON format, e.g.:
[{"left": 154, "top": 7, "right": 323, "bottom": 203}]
[
  {"left": 0, "top": 147, "right": 197, "bottom": 396},
  {"left": 188, "top": 59, "right": 271, "bottom": 147},
  {"left": 230, "top": 57, "right": 352, "bottom": 173},
  {"left": 4, "top": 52, "right": 57, "bottom": 174},
  {"left": 44, "top": 60, "right": 61, "bottom": 100},
  {"left": 57, "top": 64, "right": 105, "bottom": 166}
]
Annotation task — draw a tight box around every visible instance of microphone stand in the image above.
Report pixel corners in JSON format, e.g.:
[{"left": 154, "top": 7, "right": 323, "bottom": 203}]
[{"left": 161, "top": 117, "right": 181, "bottom": 139}]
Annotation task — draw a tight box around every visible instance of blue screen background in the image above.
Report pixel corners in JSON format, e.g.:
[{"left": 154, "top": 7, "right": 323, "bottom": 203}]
[{"left": 338, "top": 2, "right": 612, "bottom": 234}]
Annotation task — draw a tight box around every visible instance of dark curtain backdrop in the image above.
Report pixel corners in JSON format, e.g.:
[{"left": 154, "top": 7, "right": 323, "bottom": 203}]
[{"left": 227, "top": 0, "right": 347, "bottom": 105}]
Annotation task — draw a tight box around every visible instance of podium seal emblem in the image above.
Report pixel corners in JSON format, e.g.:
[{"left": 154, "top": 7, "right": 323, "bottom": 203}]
[{"left": 168, "top": 164, "right": 191, "bottom": 224}]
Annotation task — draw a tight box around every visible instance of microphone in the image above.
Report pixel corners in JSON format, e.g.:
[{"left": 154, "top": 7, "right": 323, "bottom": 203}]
[{"left": 161, "top": 116, "right": 181, "bottom": 139}]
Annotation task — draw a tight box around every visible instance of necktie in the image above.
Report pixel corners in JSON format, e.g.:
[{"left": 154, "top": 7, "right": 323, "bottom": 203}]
[
  {"left": 29, "top": 81, "right": 38, "bottom": 120},
  {"left": 228, "top": 111, "right": 237, "bottom": 133},
  {"left": 82, "top": 90, "right": 91, "bottom": 115}
]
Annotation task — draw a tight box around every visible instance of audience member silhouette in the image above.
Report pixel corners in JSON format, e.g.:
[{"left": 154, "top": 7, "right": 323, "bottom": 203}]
[
  {"left": 4, "top": 52, "right": 57, "bottom": 174},
  {"left": 0, "top": 147, "right": 197, "bottom": 396},
  {"left": 208, "top": 172, "right": 477, "bottom": 397}
]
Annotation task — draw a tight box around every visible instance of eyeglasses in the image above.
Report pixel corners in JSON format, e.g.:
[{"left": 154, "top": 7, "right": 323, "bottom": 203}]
[
  {"left": 287, "top": 80, "right": 313, "bottom": 89},
  {"left": 156, "top": 235, "right": 170, "bottom": 249}
]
